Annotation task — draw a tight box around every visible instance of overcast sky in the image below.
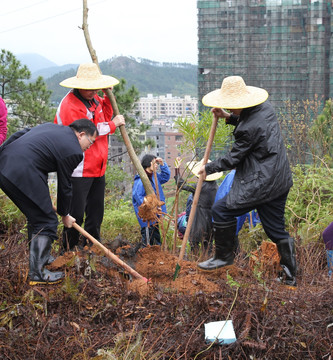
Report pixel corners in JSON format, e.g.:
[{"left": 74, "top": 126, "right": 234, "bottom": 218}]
[{"left": 0, "top": 0, "right": 198, "bottom": 66}]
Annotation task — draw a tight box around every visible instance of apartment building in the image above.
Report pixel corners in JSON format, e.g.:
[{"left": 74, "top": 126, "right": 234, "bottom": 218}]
[
  {"left": 120, "top": 94, "right": 197, "bottom": 176},
  {"left": 109, "top": 93, "right": 197, "bottom": 177},
  {"left": 197, "top": 0, "right": 332, "bottom": 111},
  {"left": 136, "top": 93, "right": 198, "bottom": 122},
  {"left": 138, "top": 121, "right": 189, "bottom": 178}
]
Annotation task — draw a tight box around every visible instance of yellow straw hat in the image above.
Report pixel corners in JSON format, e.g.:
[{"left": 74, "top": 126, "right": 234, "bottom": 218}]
[
  {"left": 187, "top": 159, "right": 223, "bottom": 181},
  {"left": 60, "top": 63, "right": 119, "bottom": 90},
  {"left": 202, "top": 76, "right": 269, "bottom": 109}
]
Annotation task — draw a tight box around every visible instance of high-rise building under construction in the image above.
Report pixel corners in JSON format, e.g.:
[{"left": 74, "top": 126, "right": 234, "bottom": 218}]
[{"left": 197, "top": 0, "right": 332, "bottom": 110}]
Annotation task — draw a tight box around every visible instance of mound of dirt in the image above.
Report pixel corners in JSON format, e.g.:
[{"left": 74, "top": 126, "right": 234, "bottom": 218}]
[
  {"left": 47, "top": 240, "right": 283, "bottom": 297},
  {"left": 249, "top": 240, "right": 281, "bottom": 275},
  {"left": 1, "top": 233, "right": 332, "bottom": 359}
]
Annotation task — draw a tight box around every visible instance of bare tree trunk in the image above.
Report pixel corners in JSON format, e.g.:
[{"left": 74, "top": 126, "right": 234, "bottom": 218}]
[{"left": 81, "top": 0, "right": 154, "bottom": 196}]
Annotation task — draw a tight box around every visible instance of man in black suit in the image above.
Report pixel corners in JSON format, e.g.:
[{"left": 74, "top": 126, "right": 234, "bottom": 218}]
[{"left": 0, "top": 119, "right": 98, "bottom": 285}]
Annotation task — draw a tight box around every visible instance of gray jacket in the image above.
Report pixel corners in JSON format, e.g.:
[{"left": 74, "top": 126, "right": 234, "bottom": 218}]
[{"left": 205, "top": 101, "right": 293, "bottom": 209}]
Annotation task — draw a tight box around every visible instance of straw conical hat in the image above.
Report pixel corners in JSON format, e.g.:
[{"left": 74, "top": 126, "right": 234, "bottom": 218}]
[
  {"left": 202, "top": 76, "right": 268, "bottom": 109},
  {"left": 187, "top": 159, "right": 223, "bottom": 181},
  {"left": 60, "top": 63, "right": 119, "bottom": 89}
]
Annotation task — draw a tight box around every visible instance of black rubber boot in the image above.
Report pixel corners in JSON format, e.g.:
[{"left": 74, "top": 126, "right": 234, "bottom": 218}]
[
  {"left": 234, "top": 235, "right": 240, "bottom": 255},
  {"left": 62, "top": 227, "right": 81, "bottom": 251},
  {"left": 276, "top": 237, "right": 297, "bottom": 286},
  {"left": 46, "top": 253, "right": 56, "bottom": 265},
  {"left": 197, "top": 219, "right": 237, "bottom": 271},
  {"left": 28, "top": 228, "right": 55, "bottom": 265},
  {"left": 29, "top": 235, "right": 64, "bottom": 285}
]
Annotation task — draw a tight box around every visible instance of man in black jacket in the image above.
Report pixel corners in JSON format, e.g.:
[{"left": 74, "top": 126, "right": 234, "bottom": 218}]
[
  {"left": 197, "top": 76, "right": 296, "bottom": 286},
  {"left": 0, "top": 119, "right": 98, "bottom": 285}
]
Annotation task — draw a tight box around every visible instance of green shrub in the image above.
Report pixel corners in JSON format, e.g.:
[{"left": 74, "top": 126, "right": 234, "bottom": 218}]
[
  {"left": 0, "top": 190, "right": 25, "bottom": 234},
  {"left": 285, "top": 164, "right": 333, "bottom": 243},
  {"left": 101, "top": 198, "right": 140, "bottom": 243}
]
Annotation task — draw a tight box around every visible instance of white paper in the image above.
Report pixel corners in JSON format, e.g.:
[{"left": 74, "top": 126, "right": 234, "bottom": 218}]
[{"left": 204, "top": 320, "right": 237, "bottom": 345}]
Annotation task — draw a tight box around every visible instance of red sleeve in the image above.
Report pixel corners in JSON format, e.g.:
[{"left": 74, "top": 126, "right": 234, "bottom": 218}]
[
  {"left": 97, "top": 94, "right": 116, "bottom": 134},
  {"left": 55, "top": 93, "right": 88, "bottom": 126}
]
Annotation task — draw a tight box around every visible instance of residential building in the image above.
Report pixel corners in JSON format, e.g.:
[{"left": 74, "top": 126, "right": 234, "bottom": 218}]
[
  {"left": 136, "top": 94, "right": 198, "bottom": 122},
  {"left": 108, "top": 135, "right": 133, "bottom": 174},
  {"left": 138, "top": 123, "right": 186, "bottom": 178},
  {"left": 164, "top": 130, "right": 186, "bottom": 177},
  {"left": 197, "top": 0, "right": 332, "bottom": 111},
  {"left": 144, "top": 123, "right": 167, "bottom": 161},
  {"left": 109, "top": 94, "right": 198, "bottom": 178}
]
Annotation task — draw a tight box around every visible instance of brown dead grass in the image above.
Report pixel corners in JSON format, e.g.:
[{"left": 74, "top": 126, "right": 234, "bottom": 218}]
[{"left": 0, "top": 232, "right": 332, "bottom": 359}]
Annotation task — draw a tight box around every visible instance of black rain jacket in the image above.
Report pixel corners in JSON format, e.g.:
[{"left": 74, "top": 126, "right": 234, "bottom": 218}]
[{"left": 205, "top": 101, "right": 293, "bottom": 210}]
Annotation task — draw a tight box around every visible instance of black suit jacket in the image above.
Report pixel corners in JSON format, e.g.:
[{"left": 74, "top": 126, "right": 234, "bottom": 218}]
[{"left": 0, "top": 123, "right": 83, "bottom": 216}]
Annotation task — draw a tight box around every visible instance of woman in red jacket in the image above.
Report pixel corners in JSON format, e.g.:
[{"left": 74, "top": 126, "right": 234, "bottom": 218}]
[{"left": 55, "top": 63, "right": 125, "bottom": 251}]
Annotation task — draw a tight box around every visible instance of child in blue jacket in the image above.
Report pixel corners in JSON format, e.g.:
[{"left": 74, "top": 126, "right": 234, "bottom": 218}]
[{"left": 132, "top": 154, "right": 170, "bottom": 246}]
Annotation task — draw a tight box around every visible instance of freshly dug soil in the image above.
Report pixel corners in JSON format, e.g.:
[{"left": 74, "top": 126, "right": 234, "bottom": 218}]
[{"left": 0, "top": 233, "right": 332, "bottom": 359}]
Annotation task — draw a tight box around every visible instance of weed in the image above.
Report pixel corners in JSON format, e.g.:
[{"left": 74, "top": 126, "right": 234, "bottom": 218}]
[
  {"left": 0, "top": 190, "right": 25, "bottom": 234},
  {"left": 57, "top": 276, "right": 85, "bottom": 303},
  {"left": 94, "top": 330, "right": 162, "bottom": 360}
]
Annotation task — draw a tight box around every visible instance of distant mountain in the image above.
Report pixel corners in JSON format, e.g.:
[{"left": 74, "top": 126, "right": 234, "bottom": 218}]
[
  {"left": 16, "top": 53, "right": 58, "bottom": 73},
  {"left": 102, "top": 56, "right": 197, "bottom": 98},
  {"left": 39, "top": 56, "right": 198, "bottom": 104},
  {"left": 31, "top": 64, "right": 79, "bottom": 80}
]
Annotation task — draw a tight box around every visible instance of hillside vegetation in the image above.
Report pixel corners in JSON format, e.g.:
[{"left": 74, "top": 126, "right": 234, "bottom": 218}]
[{"left": 44, "top": 56, "right": 197, "bottom": 104}]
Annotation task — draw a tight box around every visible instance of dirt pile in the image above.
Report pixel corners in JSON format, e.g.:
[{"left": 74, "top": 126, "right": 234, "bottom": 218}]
[
  {"left": 1, "top": 233, "right": 332, "bottom": 359},
  {"left": 49, "top": 242, "right": 260, "bottom": 297},
  {"left": 249, "top": 240, "right": 281, "bottom": 274}
]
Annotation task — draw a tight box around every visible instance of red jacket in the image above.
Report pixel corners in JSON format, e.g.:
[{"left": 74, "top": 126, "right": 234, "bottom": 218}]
[{"left": 54, "top": 89, "right": 116, "bottom": 177}]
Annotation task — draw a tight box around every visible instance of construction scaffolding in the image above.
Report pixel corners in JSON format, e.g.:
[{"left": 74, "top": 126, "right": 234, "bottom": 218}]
[{"left": 197, "top": 0, "right": 333, "bottom": 110}]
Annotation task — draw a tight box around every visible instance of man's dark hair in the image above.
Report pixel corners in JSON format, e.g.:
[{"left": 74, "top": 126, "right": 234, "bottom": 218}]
[
  {"left": 141, "top": 154, "right": 156, "bottom": 169},
  {"left": 69, "top": 119, "right": 99, "bottom": 136}
]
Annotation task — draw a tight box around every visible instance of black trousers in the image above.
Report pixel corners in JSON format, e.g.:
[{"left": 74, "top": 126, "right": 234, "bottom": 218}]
[
  {"left": 0, "top": 173, "right": 58, "bottom": 240},
  {"left": 212, "top": 190, "right": 290, "bottom": 243},
  {"left": 140, "top": 225, "right": 161, "bottom": 246},
  {"left": 63, "top": 176, "right": 105, "bottom": 250}
]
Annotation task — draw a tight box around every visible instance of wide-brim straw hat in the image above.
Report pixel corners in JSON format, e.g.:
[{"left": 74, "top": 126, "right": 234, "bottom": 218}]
[
  {"left": 187, "top": 159, "right": 223, "bottom": 182},
  {"left": 60, "top": 63, "right": 119, "bottom": 89},
  {"left": 202, "top": 76, "right": 269, "bottom": 109}
]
